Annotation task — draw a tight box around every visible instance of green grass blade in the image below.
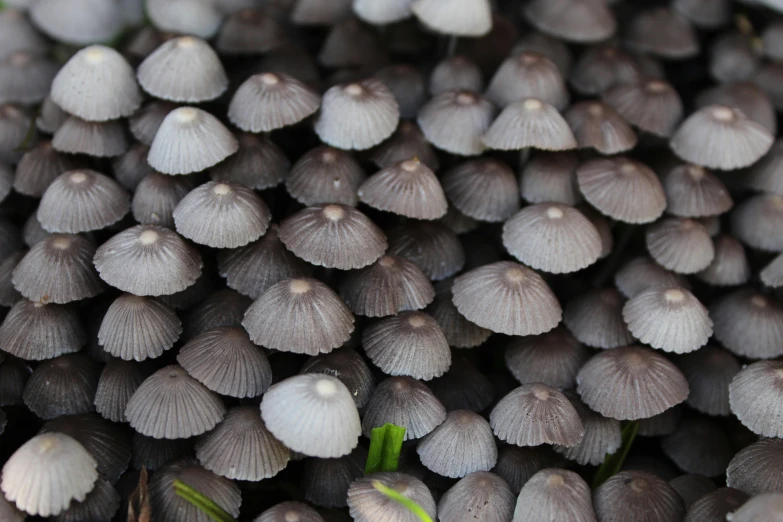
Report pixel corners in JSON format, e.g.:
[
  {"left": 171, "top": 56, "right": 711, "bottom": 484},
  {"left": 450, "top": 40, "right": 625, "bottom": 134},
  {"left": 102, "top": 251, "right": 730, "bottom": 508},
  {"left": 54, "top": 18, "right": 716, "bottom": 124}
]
[
  {"left": 173, "top": 479, "right": 237, "bottom": 522},
  {"left": 365, "top": 423, "right": 406, "bottom": 475},
  {"left": 592, "top": 420, "right": 639, "bottom": 489},
  {"left": 372, "top": 480, "right": 434, "bottom": 522}
]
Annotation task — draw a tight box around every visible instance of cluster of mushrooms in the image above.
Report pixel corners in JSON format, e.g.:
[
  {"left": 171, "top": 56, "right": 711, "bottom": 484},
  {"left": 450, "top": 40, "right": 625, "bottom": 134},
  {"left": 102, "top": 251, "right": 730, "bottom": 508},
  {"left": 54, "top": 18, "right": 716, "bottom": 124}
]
[{"left": 4, "top": 0, "right": 783, "bottom": 521}]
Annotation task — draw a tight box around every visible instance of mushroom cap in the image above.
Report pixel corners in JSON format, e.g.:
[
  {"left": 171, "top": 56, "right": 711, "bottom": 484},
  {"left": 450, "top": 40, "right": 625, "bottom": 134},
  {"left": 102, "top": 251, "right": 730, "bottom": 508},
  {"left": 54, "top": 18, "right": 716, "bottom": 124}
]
[
  {"left": 594, "top": 471, "right": 685, "bottom": 522},
  {"left": 452, "top": 261, "right": 562, "bottom": 336},
  {"left": 228, "top": 72, "right": 320, "bottom": 132},
  {"left": 576, "top": 345, "right": 689, "bottom": 420},
  {"left": 0, "top": 299, "right": 85, "bottom": 360},
  {"left": 411, "top": 0, "right": 492, "bottom": 37},
  {"left": 524, "top": 0, "right": 616, "bottom": 43},
  {"left": 125, "top": 365, "right": 226, "bottom": 439},
  {"left": 358, "top": 158, "right": 448, "bottom": 220},
  {"left": 93, "top": 225, "right": 203, "bottom": 297},
  {"left": 512, "top": 468, "right": 595, "bottom": 522},
  {"left": 362, "top": 376, "right": 446, "bottom": 440},
  {"left": 260, "top": 374, "right": 361, "bottom": 458},
  {"left": 439, "top": 472, "right": 515, "bottom": 522},
  {"left": 417, "top": 90, "right": 495, "bottom": 156},
  {"left": 147, "top": 107, "right": 238, "bottom": 175},
  {"left": 347, "top": 472, "right": 436, "bottom": 522},
  {"left": 416, "top": 410, "right": 498, "bottom": 478},
  {"left": 1, "top": 432, "right": 98, "bottom": 517},
  {"left": 51, "top": 45, "right": 141, "bottom": 121},
  {"left": 483, "top": 98, "right": 577, "bottom": 151}
]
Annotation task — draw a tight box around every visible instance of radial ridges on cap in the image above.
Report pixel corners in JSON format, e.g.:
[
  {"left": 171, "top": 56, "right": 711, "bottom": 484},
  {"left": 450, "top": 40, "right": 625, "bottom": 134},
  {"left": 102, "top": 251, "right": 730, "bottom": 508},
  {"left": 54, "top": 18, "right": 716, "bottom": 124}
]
[
  {"left": 12, "top": 234, "right": 103, "bottom": 304},
  {"left": 173, "top": 181, "right": 271, "bottom": 248},
  {"left": 358, "top": 158, "right": 448, "bottom": 220},
  {"left": 710, "top": 289, "right": 783, "bottom": 359},
  {"left": 242, "top": 277, "right": 354, "bottom": 355},
  {"left": 347, "top": 472, "right": 436, "bottom": 522},
  {"left": 452, "top": 261, "right": 562, "bottom": 336},
  {"left": 503, "top": 203, "right": 602, "bottom": 274},
  {"left": 229, "top": 72, "right": 321, "bottom": 133},
  {"left": 483, "top": 98, "right": 577, "bottom": 151},
  {"left": 125, "top": 365, "right": 225, "bottom": 439},
  {"left": 513, "top": 468, "right": 596, "bottom": 522},
  {"left": 670, "top": 105, "right": 774, "bottom": 170},
  {"left": 339, "top": 255, "right": 434, "bottom": 317},
  {"left": 576, "top": 345, "right": 689, "bottom": 420},
  {"left": 564, "top": 288, "right": 634, "bottom": 349},
  {"left": 195, "top": 405, "right": 289, "bottom": 481},
  {"left": 410, "top": 0, "right": 492, "bottom": 37},
  {"left": 93, "top": 225, "right": 203, "bottom": 297},
  {"left": 314, "top": 79, "right": 399, "bottom": 151},
  {"left": 441, "top": 158, "right": 520, "bottom": 222},
  {"left": 490, "top": 383, "right": 584, "bottom": 447},
  {"left": 148, "top": 107, "right": 238, "bottom": 175},
  {"left": 362, "top": 311, "right": 451, "bottom": 380},
  {"left": 261, "top": 374, "right": 361, "bottom": 458},
  {"left": 51, "top": 45, "right": 141, "bottom": 122},
  {"left": 52, "top": 117, "right": 129, "bottom": 158},
  {"left": 279, "top": 204, "right": 386, "bottom": 270},
  {"left": 417, "top": 90, "right": 495, "bottom": 156},
  {"left": 0, "top": 432, "right": 98, "bottom": 517},
  {"left": 0, "top": 299, "right": 85, "bottom": 360},
  {"left": 416, "top": 410, "right": 497, "bottom": 478},
  {"left": 37, "top": 169, "right": 130, "bottom": 234},
  {"left": 138, "top": 36, "right": 227, "bottom": 103},
  {"left": 505, "top": 328, "right": 590, "bottom": 390}
]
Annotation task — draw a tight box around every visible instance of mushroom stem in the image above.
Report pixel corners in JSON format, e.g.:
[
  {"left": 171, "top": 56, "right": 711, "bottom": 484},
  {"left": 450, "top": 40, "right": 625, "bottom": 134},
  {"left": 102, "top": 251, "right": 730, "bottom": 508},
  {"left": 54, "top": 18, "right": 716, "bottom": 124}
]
[{"left": 446, "top": 35, "right": 458, "bottom": 57}]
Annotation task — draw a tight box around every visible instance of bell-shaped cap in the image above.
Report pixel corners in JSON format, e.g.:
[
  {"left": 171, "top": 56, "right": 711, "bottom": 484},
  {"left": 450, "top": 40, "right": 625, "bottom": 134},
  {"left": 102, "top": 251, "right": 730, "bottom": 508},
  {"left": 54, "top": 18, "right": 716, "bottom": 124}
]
[
  {"left": 576, "top": 345, "right": 689, "bottom": 420},
  {"left": 125, "top": 365, "right": 226, "bottom": 439},
  {"left": 242, "top": 278, "right": 354, "bottom": 355},
  {"left": 195, "top": 405, "right": 289, "bottom": 481},
  {"left": 662, "top": 164, "right": 733, "bottom": 218},
  {"left": 452, "top": 261, "right": 562, "bottom": 336},
  {"left": 426, "top": 278, "right": 492, "bottom": 348},
  {"left": 1, "top": 432, "right": 98, "bottom": 517},
  {"left": 147, "top": 107, "right": 238, "bottom": 175},
  {"left": 314, "top": 79, "right": 400, "bottom": 151},
  {"left": 131, "top": 172, "right": 193, "bottom": 228},
  {"left": 339, "top": 255, "right": 434, "bottom": 317},
  {"left": 483, "top": 98, "right": 577, "bottom": 151},
  {"left": 491, "top": 384, "right": 584, "bottom": 447},
  {"left": 729, "top": 360, "right": 783, "bottom": 438},
  {"left": 261, "top": 374, "right": 361, "bottom": 458},
  {"left": 441, "top": 158, "right": 520, "bottom": 222},
  {"left": 623, "top": 286, "right": 712, "bottom": 354},
  {"left": 37, "top": 170, "right": 129, "bottom": 233},
  {"left": 731, "top": 193, "right": 783, "bottom": 252},
  {"left": 727, "top": 438, "right": 783, "bottom": 495},
  {"left": 710, "top": 289, "right": 783, "bottom": 359},
  {"left": 12, "top": 234, "right": 103, "bottom": 304},
  {"left": 254, "top": 501, "right": 325, "bottom": 522},
  {"left": 177, "top": 327, "right": 272, "bottom": 398},
  {"left": 301, "top": 447, "right": 366, "bottom": 508},
  {"left": 13, "top": 141, "right": 78, "bottom": 198},
  {"left": 362, "top": 311, "right": 451, "bottom": 380},
  {"left": 503, "top": 203, "right": 602, "bottom": 274},
  {"left": 173, "top": 181, "right": 271, "bottom": 248},
  {"left": 286, "top": 146, "right": 365, "bottom": 207},
  {"left": 430, "top": 357, "right": 495, "bottom": 412},
  {"left": 51, "top": 45, "right": 141, "bottom": 121},
  {"left": 0, "top": 299, "right": 85, "bottom": 360},
  {"left": 129, "top": 100, "right": 177, "bottom": 146},
  {"left": 440, "top": 472, "right": 515, "bottom": 522},
  {"left": 486, "top": 52, "right": 569, "bottom": 110},
  {"left": 93, "top": 225, "right": 203, "bottom": 297},
  {"left": 279, "top": 204, "right": 386, "bottom": 270},
  {"left": 626, "top": 7, "right": 699, "bottom": 59},
  {"left": 512, "top": 468, "right": 595, "bottom": 522},
  {"left": 347, "top": 472, "right": 436, "bottom": 522},
  {"left": 229, "top": 72, "right": 320, "bottom": 132},
  {"left": 137, "top": 36, "right": 227, "bottom": 103},
  {"left": 418, "top": 90, "right": 495, "bottom": 156},
  {"left": 520, "top": 152, "right": 581, "bottom": 205},
  {"left": 577, "top": 157, "right": 666, "bottom": 224},
  {"left": 98, "top": 294, "right": 180, "bottom": 361},
  {"left": 603, "top": 79, "right": 683, "bottom": 138},
  {"left": 210, "top": 133, "right": 289, "bottom": 190},
  {"left": 554, "top": 392, "right": 622, "bottom": 466},
  {"left": 614, "top": 256, "right": 688, "bottom": 298},
  {"left": 594, "top": 471, "right": 684, "bottom": 522},
  {"left": 417, "top": 410, "right": 497, "bottom": 478},
  {"left": 671, "top": 105, "right": 773, "bottom": 170},
  {"left": 216, "top": 8, "right": 286, "bottom": 55},
  {"left": 362, "top": 376, "right": 446, "bottom": 440},
  {"left": 149, "top": 459, "right": 241, "bottom": 522},
  {"left": 358, "top": 158, "right": 447, "bottom": 220},
  {"left": 22, "top": 353, "right": 99, "bottom": 419}
]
